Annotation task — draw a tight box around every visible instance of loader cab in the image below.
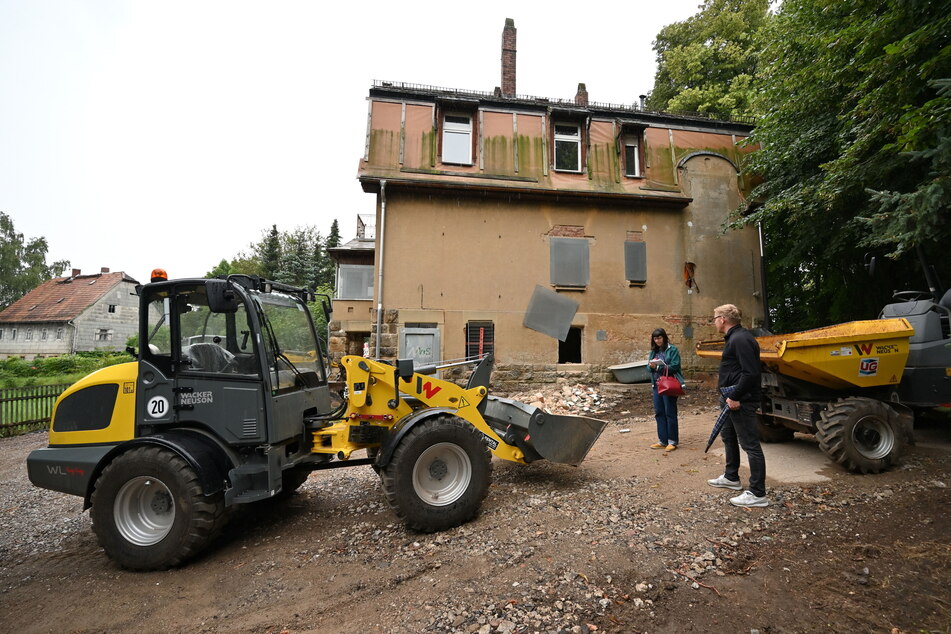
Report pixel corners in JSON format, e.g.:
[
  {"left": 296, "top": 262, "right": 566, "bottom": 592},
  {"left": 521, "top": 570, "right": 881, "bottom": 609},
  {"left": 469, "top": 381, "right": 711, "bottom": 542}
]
[
  {"left": 880, "top": 289, "right": 951, "bottom": 407},
  {"left": 137, "top": 277, "right": 332, "bottom": 449}
]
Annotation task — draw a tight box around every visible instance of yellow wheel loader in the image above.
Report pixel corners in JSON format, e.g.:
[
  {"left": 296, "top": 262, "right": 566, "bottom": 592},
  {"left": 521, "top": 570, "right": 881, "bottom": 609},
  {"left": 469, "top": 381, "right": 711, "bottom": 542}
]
[
  {"left": 26, "top": 275, "right": 606, "bottom": 570},
  {"left": 697, "top": 286, "right": 951, "bottom": 474}
]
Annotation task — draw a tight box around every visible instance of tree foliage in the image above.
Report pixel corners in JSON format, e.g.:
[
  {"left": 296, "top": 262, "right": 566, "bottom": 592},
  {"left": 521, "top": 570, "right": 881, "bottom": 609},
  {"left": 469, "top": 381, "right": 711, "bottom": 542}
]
[
  {"left": 259, "top": 224, "right": 282, "bottom": 280},
  {"left": 739, "top": 0, "right": 951, "bottom": 331},
  {"left": 206, "top": 221, "right": 342, "bottom": 293},
  {"left": 0, "top": 212, "right": 70, "bottom": 310},
  {"left": 315, "top": 219, "right": 341, "bottom": 289},
  {"left": 647, "top": 0, "right": 770, "bottom": 116}
]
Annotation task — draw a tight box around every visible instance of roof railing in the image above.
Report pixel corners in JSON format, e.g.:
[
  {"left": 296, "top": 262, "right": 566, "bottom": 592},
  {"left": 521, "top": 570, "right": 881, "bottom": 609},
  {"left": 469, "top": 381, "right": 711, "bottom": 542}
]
[{"left": 372, "top": 80, "right": 756, "bottom": 125}]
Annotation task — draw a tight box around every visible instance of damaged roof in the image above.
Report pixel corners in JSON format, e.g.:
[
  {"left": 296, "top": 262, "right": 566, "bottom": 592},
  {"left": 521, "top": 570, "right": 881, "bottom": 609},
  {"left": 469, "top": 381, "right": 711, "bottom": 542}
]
[{"left": 0, "top": 271, "right": 138, "bottom": 324}]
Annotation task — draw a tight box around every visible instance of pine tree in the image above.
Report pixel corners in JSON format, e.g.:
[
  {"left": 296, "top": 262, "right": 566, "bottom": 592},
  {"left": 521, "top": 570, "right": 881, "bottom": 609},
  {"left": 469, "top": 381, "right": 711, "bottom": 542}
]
[{"left": 258, "top": 225, "right": 281, "bottom": 280}]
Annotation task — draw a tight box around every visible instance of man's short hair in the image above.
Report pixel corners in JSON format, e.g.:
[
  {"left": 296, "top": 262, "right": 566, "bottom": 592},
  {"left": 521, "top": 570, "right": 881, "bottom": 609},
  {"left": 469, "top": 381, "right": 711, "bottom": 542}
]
[{"left": 714, "top": 304, "right": 742, "bottom": 325}]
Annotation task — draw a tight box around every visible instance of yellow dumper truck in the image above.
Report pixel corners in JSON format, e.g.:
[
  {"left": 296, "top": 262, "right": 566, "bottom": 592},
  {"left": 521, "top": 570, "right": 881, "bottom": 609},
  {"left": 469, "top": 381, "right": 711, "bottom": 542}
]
[{"left": 698, "top": 289, "right": 950, "bottom": 473}]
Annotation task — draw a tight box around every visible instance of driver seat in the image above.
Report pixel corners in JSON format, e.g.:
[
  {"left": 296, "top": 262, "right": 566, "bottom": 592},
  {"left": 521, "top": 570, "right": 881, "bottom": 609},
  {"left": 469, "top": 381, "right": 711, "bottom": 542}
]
[{"left": 183, "top": 343, "right": 235, "bottom": 373}]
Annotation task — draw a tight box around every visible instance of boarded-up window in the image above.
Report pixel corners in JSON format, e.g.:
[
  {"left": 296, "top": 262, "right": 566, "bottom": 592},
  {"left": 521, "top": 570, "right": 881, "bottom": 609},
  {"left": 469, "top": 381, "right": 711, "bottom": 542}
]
[
  {"left": 465, "top": 321, "right": 494, "bottom": 359},
  {"left": 625, "top": 237, "right": 647, "bottom": 284},
  {"left": 400, "top": 326, "right": 440, "bottom": 366},
  {"left": 550, "top": 237, "right": 589, "bottom": 288}
]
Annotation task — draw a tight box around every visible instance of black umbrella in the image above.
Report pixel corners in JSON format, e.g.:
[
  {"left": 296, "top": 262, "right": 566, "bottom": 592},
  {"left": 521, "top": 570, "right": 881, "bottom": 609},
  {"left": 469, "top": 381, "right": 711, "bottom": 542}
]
[{"left": 704, "top": 384, "right": 738, "bottom": 453}]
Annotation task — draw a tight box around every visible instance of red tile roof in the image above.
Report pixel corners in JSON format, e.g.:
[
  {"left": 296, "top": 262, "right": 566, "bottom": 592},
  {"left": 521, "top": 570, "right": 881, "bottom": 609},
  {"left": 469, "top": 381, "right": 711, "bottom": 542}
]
[{"left": 0, "top": 272, "right": 138, "bottom": 323}]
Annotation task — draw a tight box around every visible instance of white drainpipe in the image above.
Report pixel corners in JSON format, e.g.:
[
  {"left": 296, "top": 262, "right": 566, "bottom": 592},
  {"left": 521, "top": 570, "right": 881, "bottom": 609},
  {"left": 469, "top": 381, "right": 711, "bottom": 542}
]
[{"left": 374, "top": 180, "right": 387, "bottom": 357}]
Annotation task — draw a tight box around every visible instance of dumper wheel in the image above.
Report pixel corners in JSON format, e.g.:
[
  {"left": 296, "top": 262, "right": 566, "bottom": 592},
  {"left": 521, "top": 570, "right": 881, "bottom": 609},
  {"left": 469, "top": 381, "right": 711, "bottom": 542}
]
[
  {"left": 380, "top": 415, "right": 492, "bottom": 532},
  {"left": 757, "top": 414, "right": 795, "bottom": 443},
  {"left": 91, "top": 446, "right": 226, "bottom": 570},
  {"left": 816, "top": 398, "right": 905, "bottom": 474}
]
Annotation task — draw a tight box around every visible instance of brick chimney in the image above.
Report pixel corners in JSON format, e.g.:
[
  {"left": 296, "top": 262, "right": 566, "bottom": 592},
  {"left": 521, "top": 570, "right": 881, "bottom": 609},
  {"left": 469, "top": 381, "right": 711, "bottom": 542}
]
[
  {"left": 575, "top": 83, "right": 589, "bottom": 106},
  {"left": 100, "top": 267, "right": 110, "bottom": 273},
  {"left": 501, "top": 18, "right": 517, "bottom": 97},
  {"left": 71, "top": 268, "right": 81, "bottom": 277}
]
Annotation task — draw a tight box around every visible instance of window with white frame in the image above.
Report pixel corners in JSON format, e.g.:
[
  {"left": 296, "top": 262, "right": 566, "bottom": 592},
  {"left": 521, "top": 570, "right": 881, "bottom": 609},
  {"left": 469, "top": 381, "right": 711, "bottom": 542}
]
[
  {"left": 25, "top": 328, "right": 33, "bottom": 341},
  {"left": 11, "top": 328, "right": 17, "bottom": 341},
  {"left": 554, "top": 123, "right": 582, "bottom": 172},
  {"left": 336, "top": 264, "right": 374, "bottom": 300},
  {"left": 442, "top": 114, "right": 472, "bottom": 165},
  {"left": 56, "top": 327, "right": 64, "bottom": 340},
  {"left": 96, "top": 329, "right": 113, "bottom": 341},
  {"left": 0, "top": 329, "right": 4, "bottom": 340},
  {"left": 624, "top": 136, "right": 641, "bottom": 177},
  {"left": 40, "top": 328, "right": 48, "bottom": 341}
]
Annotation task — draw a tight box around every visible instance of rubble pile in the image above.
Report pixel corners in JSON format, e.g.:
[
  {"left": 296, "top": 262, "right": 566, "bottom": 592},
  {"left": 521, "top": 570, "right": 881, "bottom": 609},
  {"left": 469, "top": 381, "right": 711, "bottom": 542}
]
[{"left": 505, "top": 384, "right": 615, "bottom": 416}]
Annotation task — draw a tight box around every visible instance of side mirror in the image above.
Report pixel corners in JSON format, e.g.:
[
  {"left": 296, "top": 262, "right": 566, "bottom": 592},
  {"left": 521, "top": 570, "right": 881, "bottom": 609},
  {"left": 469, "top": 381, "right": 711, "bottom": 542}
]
[
  {"left": 315, "top": 293, "right": 333, "bottom": 321},
  {"left": 206, "top": 279, "right": 239, "bottom": 313}
]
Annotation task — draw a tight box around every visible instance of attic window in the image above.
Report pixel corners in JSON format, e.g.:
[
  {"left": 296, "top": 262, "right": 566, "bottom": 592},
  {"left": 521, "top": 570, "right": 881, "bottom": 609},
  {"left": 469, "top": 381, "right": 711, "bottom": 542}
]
[
  {"left": 88, "top": 279, "right": 97, "bottom": 285},
  {"left": 56, "top": 298, "right": 65, "bottom": 304},
  {"left": 29, "top": 304, "right": 38, "bottom": 311}
]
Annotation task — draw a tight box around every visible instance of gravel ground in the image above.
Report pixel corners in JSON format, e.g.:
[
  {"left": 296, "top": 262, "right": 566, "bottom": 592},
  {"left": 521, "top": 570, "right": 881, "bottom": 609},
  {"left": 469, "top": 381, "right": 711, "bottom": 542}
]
[{"left": 1, "top": 385, "right": 949, "bottom": 633}]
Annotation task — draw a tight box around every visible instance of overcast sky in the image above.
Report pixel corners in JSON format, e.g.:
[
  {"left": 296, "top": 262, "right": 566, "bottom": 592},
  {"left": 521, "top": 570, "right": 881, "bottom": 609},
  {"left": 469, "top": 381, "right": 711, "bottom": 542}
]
[{"left": 1, "top": 0, "right": 703, "bottom": 284}]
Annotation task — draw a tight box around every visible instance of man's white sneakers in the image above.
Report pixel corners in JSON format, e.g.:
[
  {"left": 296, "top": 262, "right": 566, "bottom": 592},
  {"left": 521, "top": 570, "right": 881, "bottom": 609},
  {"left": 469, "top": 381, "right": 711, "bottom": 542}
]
[
  {"left": 729, "top": 490, "right": 769, "bottom": 508},
  {"left": 707, "top": 475, "right": 742, "bottom": 490}
]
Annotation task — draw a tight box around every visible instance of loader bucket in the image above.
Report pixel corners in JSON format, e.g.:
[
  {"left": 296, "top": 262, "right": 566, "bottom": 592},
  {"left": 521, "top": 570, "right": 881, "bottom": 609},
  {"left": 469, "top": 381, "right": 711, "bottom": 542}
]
[
  {"left": 527, "top": 412, "right": 608, "bottom": 465},
  {"left": 481, "top": 395, "right": 608, "bottom": 465}
]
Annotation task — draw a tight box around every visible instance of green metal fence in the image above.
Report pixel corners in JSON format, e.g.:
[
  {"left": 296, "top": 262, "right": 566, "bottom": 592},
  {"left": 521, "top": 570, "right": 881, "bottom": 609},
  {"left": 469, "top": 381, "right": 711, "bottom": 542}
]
[{"left": 0, "top": 384, "right": 70, "bottom": 436}]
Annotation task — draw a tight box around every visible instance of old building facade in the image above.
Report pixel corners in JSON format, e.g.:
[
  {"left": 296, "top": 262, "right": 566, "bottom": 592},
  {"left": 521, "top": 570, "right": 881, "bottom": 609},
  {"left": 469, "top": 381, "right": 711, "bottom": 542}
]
[
  {"left": 330, "top": 20, "right": 762, "bottom": 387},
  {"left": 0, "top": 268, "right": 139, "bottom": 359}
]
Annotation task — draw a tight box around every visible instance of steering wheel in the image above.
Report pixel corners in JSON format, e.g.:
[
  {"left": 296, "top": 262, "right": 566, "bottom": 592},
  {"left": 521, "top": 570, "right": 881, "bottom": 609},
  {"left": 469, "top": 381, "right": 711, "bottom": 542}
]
[{"left": 892, "top": 290, "right": 933, "bottom": 302}]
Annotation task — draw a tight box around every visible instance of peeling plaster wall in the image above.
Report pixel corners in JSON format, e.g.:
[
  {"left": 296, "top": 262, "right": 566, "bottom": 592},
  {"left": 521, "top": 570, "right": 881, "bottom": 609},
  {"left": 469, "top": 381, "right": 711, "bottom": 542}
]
[{"left": 367, "top": 186, "right": 761, "bottom": 378}]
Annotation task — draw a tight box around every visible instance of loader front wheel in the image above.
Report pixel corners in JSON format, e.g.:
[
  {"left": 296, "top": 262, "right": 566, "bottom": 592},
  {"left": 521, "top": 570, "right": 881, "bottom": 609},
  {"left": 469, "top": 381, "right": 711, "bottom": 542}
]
[
  {"left": 381, "top": 416, "right": 491, "bottom": 532},
  {"left": 90, "top": 446, "right": 226, "bottom": 570},
  {"left": 815, "top": 398, "right": 905, "bottom": 474}
]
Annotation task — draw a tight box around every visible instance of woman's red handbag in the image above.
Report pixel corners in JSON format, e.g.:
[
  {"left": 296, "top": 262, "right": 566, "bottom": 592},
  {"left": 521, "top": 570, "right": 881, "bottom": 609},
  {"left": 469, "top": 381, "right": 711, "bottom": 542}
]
[{"left": 657, "top": 368, "right": 685, "bottom": 397}]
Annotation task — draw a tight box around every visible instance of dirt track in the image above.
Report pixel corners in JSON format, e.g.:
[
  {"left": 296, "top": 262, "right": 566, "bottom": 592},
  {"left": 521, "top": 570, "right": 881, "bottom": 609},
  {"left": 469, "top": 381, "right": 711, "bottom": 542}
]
[{"left": 1, "top": 387, "right": 949, "bottom": 633}]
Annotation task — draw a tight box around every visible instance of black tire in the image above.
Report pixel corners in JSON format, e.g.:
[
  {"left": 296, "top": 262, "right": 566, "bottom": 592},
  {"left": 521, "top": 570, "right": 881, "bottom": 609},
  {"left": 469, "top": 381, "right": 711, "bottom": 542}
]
[
  {"left": 757, "top": 414, "right": 795, "bottom": 443},
  {"left": 273, "top": 465, "right": 312, "bottom": 500},
  {"left": 380, "top": 415, "right": 492, "bottom": 532},
  {"left": 90, "top": 446, "right": 226, "bottom": 570},
  {"left": 815, "top": 397, "right": 906, "bottom": 474}
]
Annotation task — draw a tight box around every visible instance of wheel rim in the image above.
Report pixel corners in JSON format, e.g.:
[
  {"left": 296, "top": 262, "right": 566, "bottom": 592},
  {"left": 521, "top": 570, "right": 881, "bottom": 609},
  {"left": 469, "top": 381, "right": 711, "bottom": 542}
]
[
  {"left": 851, "top": 414, "right": 895, "bottom": 460},
  {"left": 113, "top": 476, "right": 175, "bottom": 546},
  {"left": 412, "top": 442, "right": 472, "bottom": 506}
]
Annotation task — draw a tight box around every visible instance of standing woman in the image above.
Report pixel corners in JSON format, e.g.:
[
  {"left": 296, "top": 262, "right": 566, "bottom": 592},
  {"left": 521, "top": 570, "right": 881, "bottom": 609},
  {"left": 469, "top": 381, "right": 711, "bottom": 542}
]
[{"left": 648, "top": 328, "right": 684, "bottom": 451}]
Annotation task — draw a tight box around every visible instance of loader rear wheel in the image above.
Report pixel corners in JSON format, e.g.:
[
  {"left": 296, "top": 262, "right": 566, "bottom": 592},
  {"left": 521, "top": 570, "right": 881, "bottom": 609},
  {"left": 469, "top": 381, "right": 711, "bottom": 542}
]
[
  {"left": 815, "top": 398, "right": 905, "bottom": 474},
  {"left": 380, "top": 415, "right": 492, "bottom": 532},
  {"left": 91, "top": 446, "right": 226, "bottom": 570},
  {"left": 757, "top": 414, "right": 795, "bottom": 443}
]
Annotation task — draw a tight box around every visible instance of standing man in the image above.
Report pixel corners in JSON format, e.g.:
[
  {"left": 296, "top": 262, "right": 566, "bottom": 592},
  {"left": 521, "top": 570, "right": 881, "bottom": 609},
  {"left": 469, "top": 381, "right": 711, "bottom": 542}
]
[{"left": 706, "top": 304, "right": 768, "bottom": 507}]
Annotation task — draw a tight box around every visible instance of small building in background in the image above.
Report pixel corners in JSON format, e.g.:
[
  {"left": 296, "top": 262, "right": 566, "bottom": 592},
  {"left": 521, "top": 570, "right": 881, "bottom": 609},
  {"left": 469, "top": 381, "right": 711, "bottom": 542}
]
[
  {"left": 0, "top": 268, "right": 139, "bottom": 359},
  {"left": 327, "top": 215, "right": 376, "bottom": 359}
]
